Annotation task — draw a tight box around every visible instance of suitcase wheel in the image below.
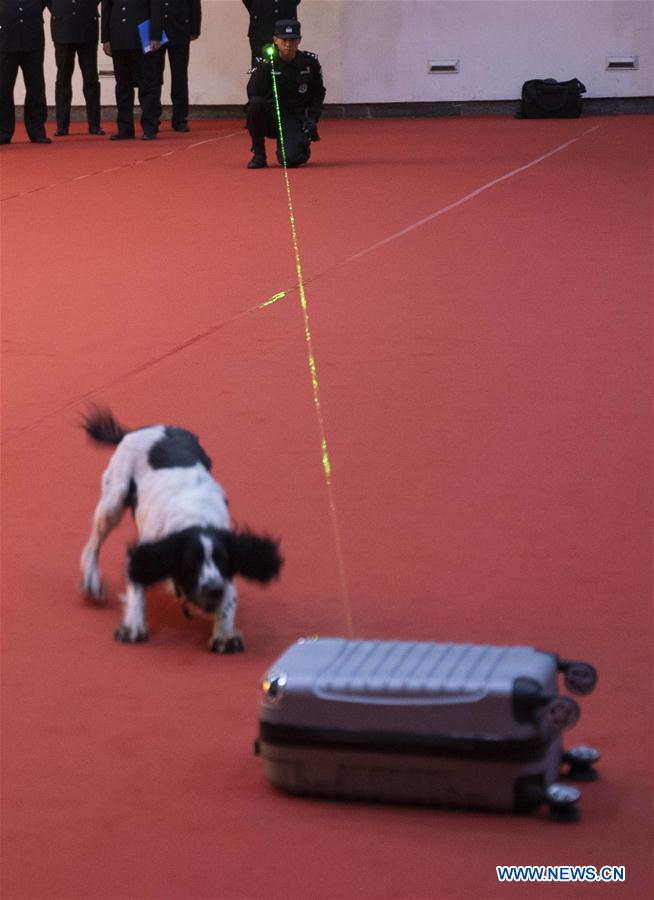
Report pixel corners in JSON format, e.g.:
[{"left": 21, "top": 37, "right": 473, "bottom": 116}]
[
  {"left": 546, "top": 783, "right": 581, "bottom": 822},
  {"left": 558, "top": 659, "right": 598, "bottom": 695},
  {"left": 562, "top": 745, "right": 600, "bottom": 781},
  {"left": 544, "top": 696, "right": 580, "bottom": 731}
]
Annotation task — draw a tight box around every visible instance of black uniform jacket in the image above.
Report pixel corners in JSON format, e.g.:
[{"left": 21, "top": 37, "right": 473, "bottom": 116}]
[
  {"left": 47, "top": 0, "right": 99, "bottom": 44},
  {"left": 161, "top": 0, "right": 200, "bottom": 43},
  {"left": 0, "top": 0, "right": 46, "bottom": 51},
  {"left": 242, "top": 0, "right": 299, "bottom": 43},
  {"left": 247, "top": 48, "right": 325, "bottom": 122},
  {"left": 101, "top": 0, "right": 162, "bottom": 49}
]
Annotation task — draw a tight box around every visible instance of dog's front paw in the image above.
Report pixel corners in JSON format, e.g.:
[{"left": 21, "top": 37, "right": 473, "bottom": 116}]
[
  {"left": 81, "top": 570, "right": 107, "bottom": 602},
  {"left": 114, "top": 624, "right": 148, "bottom": 643},
  {"left": 209, "top": 635, "right": 244, "bottom": 654}
]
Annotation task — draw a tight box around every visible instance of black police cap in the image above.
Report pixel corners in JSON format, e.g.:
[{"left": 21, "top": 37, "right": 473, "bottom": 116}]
[{"left": 274, "top": 19, "right": 301, "bottom": 39}]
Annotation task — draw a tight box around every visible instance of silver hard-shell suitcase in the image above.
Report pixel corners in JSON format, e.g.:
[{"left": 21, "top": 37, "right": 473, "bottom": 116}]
[{"left": 256, "top": 638, "right": 599, "bottom": 819}]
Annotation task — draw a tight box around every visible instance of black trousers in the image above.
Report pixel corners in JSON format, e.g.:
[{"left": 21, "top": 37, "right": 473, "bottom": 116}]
[
  {"left": 246, "top": 96, "right": 310, "bottom": 167},
  {"left": 159, "top": 42, "right": 190, "bottom": 127},
  {"left": 54, "top": 41, "right": 101, "bottom": 131},
  {"left": 111, "top": 48, "right": 161, "bottom": 136},
  {"left": 249, "top": 37, "right": 268, "bottom": 69},
  {"left": 0, "top": 46, "right": 48, "bottom": 142}
]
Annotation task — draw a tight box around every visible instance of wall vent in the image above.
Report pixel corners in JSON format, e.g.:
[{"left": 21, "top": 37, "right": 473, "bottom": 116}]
[
  {"left": 429, "top": 59, "right": 459, "bottom": 74},
  {"left": 606, "top": 56, "right": 638, "bottom": 71}
]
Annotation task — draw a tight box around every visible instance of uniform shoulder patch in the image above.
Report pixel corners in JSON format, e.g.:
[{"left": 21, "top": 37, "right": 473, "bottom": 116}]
[{"left": 303, "top": 50, "right": 319, "bottom": 60}]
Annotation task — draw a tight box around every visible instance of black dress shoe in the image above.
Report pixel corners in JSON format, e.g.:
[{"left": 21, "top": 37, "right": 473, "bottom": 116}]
[
  {"left": 247, "top": 154, "right": 267, "bottom": 169},
  {"left": 89, "top": 127, "right": 106, "bottom": 135},
  {"left": 172, "top": 123, "right": 190, "bottom": 132},
  {"left": 31, "top": 136, "right": 52, "bottom": 144},
  {"left": 110, "top": 133, "right": 134, "bottom": 141},
  {"left": 141, "top": 133, "right": 157, "bottom": 141},
  {"left": 54, "top": 128, "right": 68, "bottom": 137}
]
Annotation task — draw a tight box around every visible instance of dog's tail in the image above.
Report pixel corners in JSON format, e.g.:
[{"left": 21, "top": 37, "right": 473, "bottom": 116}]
[{"left": 81, "top": 406, "right": 130, "bottom": 446}]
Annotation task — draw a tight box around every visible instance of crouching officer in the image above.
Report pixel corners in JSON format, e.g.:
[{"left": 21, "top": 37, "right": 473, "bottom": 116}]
[
  {"left": 245, "top": 18, "right": 324, "bottom": 169},
  {"left": 47, "top": 0, "right": 105, "bottom": 136},
  {"left": 0, "top": 0, "right": 50, "bottom": 144}
]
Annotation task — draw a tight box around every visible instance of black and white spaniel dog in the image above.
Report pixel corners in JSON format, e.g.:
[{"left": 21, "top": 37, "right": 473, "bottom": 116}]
[{"left": 80, "top": 408, "right": 282, "bottom": 652}]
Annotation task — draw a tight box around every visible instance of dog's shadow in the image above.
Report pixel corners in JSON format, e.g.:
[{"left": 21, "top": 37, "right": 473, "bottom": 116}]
[
  {"left": 84, "top": 584, "right": 213, "bottom": 651},
  {"left": 149, "top": 593, "right": 213, "bottom": 649},
  {"left": 83, "top": 583, "right": 290, "bottom": 657}
]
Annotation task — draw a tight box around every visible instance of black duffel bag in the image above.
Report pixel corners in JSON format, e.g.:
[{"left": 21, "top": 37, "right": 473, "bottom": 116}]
[{"left": 517, "top": 78, "right": 587, "bottom": 119}]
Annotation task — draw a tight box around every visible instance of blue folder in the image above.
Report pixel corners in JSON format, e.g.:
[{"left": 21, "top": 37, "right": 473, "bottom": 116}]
[{"left": 138, "top": 20, "right": 168, "bottom": 53}]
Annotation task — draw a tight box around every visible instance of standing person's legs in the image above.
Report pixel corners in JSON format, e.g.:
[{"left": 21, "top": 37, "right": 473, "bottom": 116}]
[
  {"left": 136, "top": 49, "right": 161, "bottom": 138},
  {"left": 0, "top": 51, "right": 20, "bottom": 143},
  {"left": 167, "top": 42, "right": 190, "bottom": 130},
  {"left": 21, "top": 46, "right": 49, "bottom": 142},
  {"left": 111, "top": 49, "right": 136, "bottom": 137},
  {"left": 249, "top": 37, "right": 263, "bottom": 69},
  {"left": 54, "top": 42, "right": 75, "bottom": 133},
  {"left": 77, "top": 40, "right": 103, "bottom": 132}
]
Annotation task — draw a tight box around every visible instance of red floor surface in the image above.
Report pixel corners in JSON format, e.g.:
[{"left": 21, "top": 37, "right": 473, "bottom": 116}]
[{"left": 1, "top": 116, "right": 652, "bottom": 900}]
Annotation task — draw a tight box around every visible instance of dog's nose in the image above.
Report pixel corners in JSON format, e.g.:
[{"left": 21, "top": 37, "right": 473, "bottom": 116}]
[{"left": 202, "top": 587, "right": 223, "bottom": 612}]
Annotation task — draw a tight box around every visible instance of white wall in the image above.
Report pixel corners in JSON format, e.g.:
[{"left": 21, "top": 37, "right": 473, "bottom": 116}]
[{"left": 19, "top": 0, "right": 654, "bottom": 106}]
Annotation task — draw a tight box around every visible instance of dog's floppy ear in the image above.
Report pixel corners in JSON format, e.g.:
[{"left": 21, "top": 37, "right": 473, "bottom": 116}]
[
  {"left": 224, "top": 529, "right": 283, "bottom": 584},
  {"left": 128, "top": 536, "right": 182, "bottom": 586}
]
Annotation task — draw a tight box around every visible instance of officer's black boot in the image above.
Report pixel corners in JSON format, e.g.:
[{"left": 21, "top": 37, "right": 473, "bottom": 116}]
[{"left": 248, "top": 140, "right": 267, "bottom": 169}]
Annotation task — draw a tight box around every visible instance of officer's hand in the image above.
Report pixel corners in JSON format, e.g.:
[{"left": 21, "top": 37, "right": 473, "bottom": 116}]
[
  {"left": 150, "top": 39, "right": 161, "bottom": 51},
  {"left": 102, "top": 41, "right": 112, "bottom": 56},
  {"left": 304, "top": 118, "right": 320, "bottom": 142}
]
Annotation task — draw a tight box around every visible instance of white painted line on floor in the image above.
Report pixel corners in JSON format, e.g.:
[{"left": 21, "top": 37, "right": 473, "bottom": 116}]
[{"left": 348, "top": 128, "right": 602, "bottom": 262}]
